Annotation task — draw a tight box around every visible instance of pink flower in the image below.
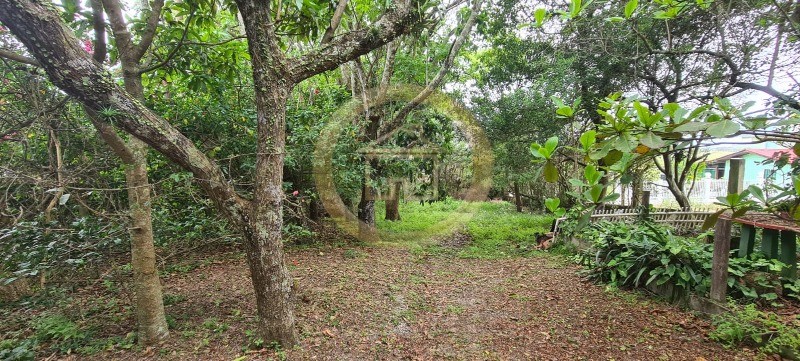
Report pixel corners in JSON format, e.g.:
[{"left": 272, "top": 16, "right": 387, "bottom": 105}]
[
  {"left": 292, "top": 191, "right": 299, "bottom": 196},
  {"left": 81, "top": 39, "right": 93, "bottom": 54}
]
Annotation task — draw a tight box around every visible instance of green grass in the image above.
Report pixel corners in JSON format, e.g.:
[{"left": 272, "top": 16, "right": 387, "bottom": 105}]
[
  {"left": 460, "top": 202, "right": 553, "bottom": 258},
  {"left": 374, "top": 199, "right": 553, "bottom": 258},
  {"left": 374, "top": 199, "right": 479, "bottom": 246}
]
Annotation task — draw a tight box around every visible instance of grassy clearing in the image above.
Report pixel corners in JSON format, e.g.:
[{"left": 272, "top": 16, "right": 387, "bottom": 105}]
[{"left": 375, "top": 199, "right": 553, "bottom": 258}]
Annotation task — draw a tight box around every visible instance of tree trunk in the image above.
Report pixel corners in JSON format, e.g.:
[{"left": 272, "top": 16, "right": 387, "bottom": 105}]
[
  {"left": 249, "top": 69, "right": 298, "bottom": 344},
  {"left": 1, "top": 0, "right": 423, "bottom": 348},
  {"left": 119, "top": 70, "right": 169, "bottom": 344},
  {"left": 385, "top": 181, "right": 401, "bottom": 221},
  {"left": 124, "top": 138, "right": 169, "bottom": 344},
  {"left": 513, "top": 182, "right": 523, "bottom": 213},
  {"left": 665, "top": 176, "right": 691, "bottom": 209}
]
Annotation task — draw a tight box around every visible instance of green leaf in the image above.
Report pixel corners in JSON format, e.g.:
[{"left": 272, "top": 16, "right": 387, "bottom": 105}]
[
  {"left": 603, "top": 150, "right": 623, "bottom": 166},
  {"left": 673, "top": 121, "right": 708, "bottom": 132},
  {"left": 702, "top": 209, "right": 725, "bottom": 231},
  {"left": 534, "top": 8, "right": 547, "bottom": 27},
  {"left": 545, "top": 198, "right": 560, "bottom": 212},
  {"left": 579, "top": 130, "right": 596, "bottom": 151},
  {"left": 530, "top": 143, "right": 545, "bottom": 158},
  {"left": 556, "top": 106, "right": 574, "bottom": 117},
  {"left": 544, "top": 161, "right": 559, "bottom": 183},
  {"left": 544, "top": 136, "right": 559, "bottom": 154},
  {"left": 601, "top": 193, "right": 620, "bottom": 203},
  {"left": 587, "top": 184, "right": 604, "bottom": 203},
  {"left": 640, "top": 131, "right": 665, "bottom": 149},
  {"left": 624, "top": 0, "right": 638, "bottom": 18},
  {"left": 706, "top": 118, "right": 740, "bottom": 137},
  {"left": 747, "top": 185, "right": 766, "bottom": 204},
  {"left": 584, "top": 164, "right": 602, "bottom": 185}
]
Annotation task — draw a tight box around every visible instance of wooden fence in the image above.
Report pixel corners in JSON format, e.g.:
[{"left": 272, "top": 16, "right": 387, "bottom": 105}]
[{"left": 589, "top": 207, "right": 715, "bottom": 234}]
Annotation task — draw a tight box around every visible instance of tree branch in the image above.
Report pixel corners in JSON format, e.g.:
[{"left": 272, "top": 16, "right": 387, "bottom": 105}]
[
  {"left": 0, "top": 0, "right": 248, "bottom": 221},
  {"left": 90, "top": 0, "right": 107, "bottom": 64},
  {"left": 320, "top": 0, "right": 348, "bottom": 45},
  {"left": 287, "top": 0, "right": 425, "bottom": 84},
  {"left": 0, "top": 48, "right": 40, "bottom": 66},
  {"left": 131, "top": 0, "right": 166, "bottom": 62},
  {"left": 377, "top": 0, "right": 482, "bottom": 144},
  {"left": 138, "top": 7, "right": 196, "bottom": 74}
]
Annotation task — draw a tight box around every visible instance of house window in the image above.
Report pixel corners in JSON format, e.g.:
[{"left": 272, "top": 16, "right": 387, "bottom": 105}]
[{"left": 707, "top": 163, "right": 725, "bottom": 179}]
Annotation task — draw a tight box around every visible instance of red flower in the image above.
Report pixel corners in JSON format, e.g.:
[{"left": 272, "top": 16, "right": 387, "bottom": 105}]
[{"left": 292, "top": 190, "right": 300, "bottom": 196}]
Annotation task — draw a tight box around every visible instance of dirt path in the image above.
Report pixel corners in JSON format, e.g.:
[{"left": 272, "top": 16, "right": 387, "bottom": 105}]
[{"left": 92, "top": 247, "right": 755, "bottom": 360}]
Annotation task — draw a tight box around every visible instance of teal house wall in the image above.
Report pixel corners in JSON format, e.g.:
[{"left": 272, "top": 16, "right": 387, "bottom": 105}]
[{"left": 703, "top": 149, "right": 794, "bottom": 184}]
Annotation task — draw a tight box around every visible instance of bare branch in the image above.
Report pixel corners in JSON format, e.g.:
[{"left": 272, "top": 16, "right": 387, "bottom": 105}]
[
  {"left": 0, "top": 48, "right": 40, "bottom": 66},
  {"left": 320, "top": 0, "right": 349, "bottom": 45},
  {"left": 287, "top": 0, "right": 425, "bottom": 84},
  {"left": 131, "top": 0, "right": 166, "bottom": 62}
]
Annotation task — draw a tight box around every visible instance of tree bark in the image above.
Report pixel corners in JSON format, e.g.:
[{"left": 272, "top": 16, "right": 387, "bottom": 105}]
[
  {"left": 385, "top": 181, "right": 401, "bottom": 221},
  {"left": 236, "top": 0, "right": 299, "bottom": 344},
  {"left": 124, "top": 138, "right": 169, "bottom": 343},
  {"left": 513, "top": 182, "right": 523, "bottom": 213},
  {"left": 1, "top": 0, "right": 425, "bottom": 347}
]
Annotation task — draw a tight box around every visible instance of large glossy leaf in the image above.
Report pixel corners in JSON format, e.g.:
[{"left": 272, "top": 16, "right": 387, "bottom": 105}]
[
  {"left": 624, "top": 0, "right": 638, "bottom": 18},
  {"left": 640, "top": 131, "right": 665, "bottom": 149},
  {"left": 544, "top": 161, "right": 559, "bottom": 182},
  {"left": 706, "top": 118, "right": 740, "bottom": 137}
]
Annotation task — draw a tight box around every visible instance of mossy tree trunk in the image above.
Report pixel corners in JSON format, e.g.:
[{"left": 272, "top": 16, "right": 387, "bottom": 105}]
[{"left": 0, "top": 0, "right": 422, "bottom": 347}]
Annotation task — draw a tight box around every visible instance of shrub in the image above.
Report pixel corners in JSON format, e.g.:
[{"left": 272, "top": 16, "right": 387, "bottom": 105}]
[
  {"left": 0, "top": 218, "right": 126, "bottom": 285},
  {"left": 710, "top": 303, "right": 800, "bottom": 358},
  {"left": 577, "top": 220, "right": 796, "bottom": 303}
]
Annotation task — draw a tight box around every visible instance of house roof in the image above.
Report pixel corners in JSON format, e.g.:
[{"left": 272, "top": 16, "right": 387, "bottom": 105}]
[{"left": 707, "top": 148, "right": 797, "bottom": 164}]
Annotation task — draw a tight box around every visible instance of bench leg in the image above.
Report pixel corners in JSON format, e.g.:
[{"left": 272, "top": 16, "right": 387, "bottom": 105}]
[
  {"left": 762, "top": 229, "right": 780, "bottom": 259},
  {"left": 738, "top": 224, "right": 756, "bottom": 258},
  {"left": 780, "top": 231, "right": 797, "bottom": 279}
]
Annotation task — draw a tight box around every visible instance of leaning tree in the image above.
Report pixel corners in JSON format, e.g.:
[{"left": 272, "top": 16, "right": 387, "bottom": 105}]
[{"left": 0, "top": 0, "right": 453, "bottom": 346}]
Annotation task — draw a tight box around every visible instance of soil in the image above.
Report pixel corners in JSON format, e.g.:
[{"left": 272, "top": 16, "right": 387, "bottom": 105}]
[{"left": 55, "top": 243, "right": 762, "bottom": 361}]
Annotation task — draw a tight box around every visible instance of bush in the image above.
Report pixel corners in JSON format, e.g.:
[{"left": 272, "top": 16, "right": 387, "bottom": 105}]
[
  {"left": 710, "top": 303, "right": 800, "bottom": 358},
  {"left": 0, "top": 339, "right": 36, "bottom": 361},
  {"left": 33, "top": 314, "right": 89, "bottom": 354},
  {"left": 577, "top": 220, "right": 797, "bottom": 303},
  {"left": 0, "top": 218, "right": 126, "bottom": 285}
]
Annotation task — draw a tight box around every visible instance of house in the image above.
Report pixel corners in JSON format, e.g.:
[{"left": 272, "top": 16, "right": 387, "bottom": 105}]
[{"left": 703, "top": 148, "right": 796, "bottom": 184}]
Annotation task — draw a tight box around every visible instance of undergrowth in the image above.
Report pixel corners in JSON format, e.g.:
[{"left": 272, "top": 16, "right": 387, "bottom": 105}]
[{"left": 375, "top": 200, "right": 553, "bottom": 258}]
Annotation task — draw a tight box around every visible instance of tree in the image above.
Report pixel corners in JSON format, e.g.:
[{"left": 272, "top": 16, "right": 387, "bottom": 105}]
[
  {"left": 0, "top": 0, "right": 433, "bottom": 346},
  {"left": 343, "top": 0, "right": 481, "bottom": 228},
  {"left": 0, "top": 0, "right": 172, "bottom": 343}
]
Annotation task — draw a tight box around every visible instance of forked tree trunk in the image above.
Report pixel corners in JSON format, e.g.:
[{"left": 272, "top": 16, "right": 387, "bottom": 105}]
[
  {"left": 665, "top": 175, "right": 691, "bottom": 209},
  {"left": 1, "top": 0, "right": 423, "bottom": 348}
]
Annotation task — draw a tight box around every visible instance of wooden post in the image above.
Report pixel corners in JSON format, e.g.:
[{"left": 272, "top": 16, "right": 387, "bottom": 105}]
[
  {"left": 710, "top": 218, "right": 733, "bottom": 302},
  {"left": 709, "top": 158, "right": 744, "bottom": 302},
  {"left": 641, "top": 190, "right": 650, "bottom": 218},
  {"left": 762, "top": 229, "right": 780, "bottom": 259},
  {"left": 738, "top": 224, "right": 756, "bottom": 258},
  {"left": 727, "top": 158, "right": 745, "bottom": 195},
  {"left": 780, "top": 231, "right": 797, "bottom": 279}
]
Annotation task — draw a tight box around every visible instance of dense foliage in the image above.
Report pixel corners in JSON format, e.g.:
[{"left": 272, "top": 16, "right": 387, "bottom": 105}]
[{"left": 578, "top": 220, "right": 799, "bottom": 303}]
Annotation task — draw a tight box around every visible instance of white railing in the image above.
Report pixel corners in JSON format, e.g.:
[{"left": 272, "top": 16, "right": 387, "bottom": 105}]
[{"left": 612, "top": 178, "right": 777, "bottom": 208}]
